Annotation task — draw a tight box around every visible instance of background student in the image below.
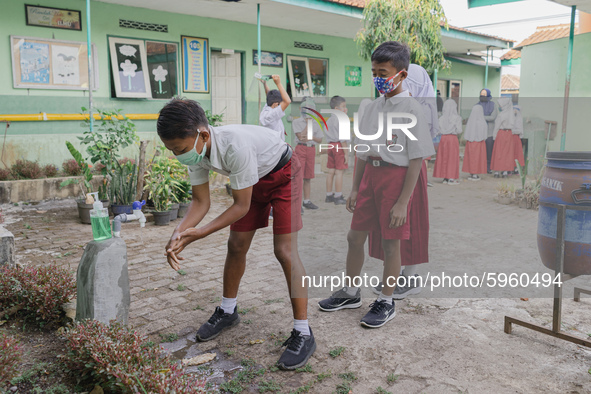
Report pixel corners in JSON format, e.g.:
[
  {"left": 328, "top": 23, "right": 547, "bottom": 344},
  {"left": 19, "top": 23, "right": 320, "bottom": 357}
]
[
  {"left": 491, "top": 97, "right": 516, "bottom": 178},
  {"left": 462, "top": 105, "right": 488, "bottom": 180},
  {"left": 433, "top": 99, "right": 462, "bottom": 185},
  {"left": 477, "top": 88, "right": 498, "bottom": 174},
  {"left": 325, "top": 96, "right": 349, "bottom": 205},
  {"left": 260, "top": 75, "right": 291, "bottom": 140}
]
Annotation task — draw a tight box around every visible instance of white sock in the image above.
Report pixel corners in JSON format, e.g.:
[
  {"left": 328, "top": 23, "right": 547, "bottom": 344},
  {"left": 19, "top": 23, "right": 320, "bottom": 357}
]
[
  {"left": 294, "top": 319, "right": 310, "bottom": 336},
  {"left": 344, "top": 286, "right": 359, "bottom": 296},
  {"left": 378, "top": 292, "right": 393, "bottom": 305},
  {"left": 334, "top": 192, "right": 343, "bottom": 198},
  {"left": 403, "top": 265, "right": 418, "bottom": 277},
  {"left": 303, "top": 199, "right": 310, "bottom": 204},
  {"left": 220, "top": 297, "right": 237, "bottom": 314},
  {"left": 326, "top": 192, "right": 333, "bottom": 196}
]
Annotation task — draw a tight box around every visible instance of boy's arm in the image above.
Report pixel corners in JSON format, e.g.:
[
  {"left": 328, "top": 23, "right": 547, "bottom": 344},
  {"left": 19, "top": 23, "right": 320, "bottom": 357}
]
[
  {"left": 347, "top": 157, "right": 366, "bottom": 213},
  {"left": 389, "top": 158, "right": 422, "bottom": 228},
  {"left": 261, "top": 79, "right": 270, "bottom": 95},
  {"left": 272, "top": 74, "right": 291, "bottom": 112}
]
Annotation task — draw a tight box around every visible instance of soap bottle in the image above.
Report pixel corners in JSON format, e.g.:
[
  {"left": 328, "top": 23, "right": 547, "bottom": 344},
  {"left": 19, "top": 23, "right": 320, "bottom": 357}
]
[{"left": 89, "top": 192, "right": 112, "bottom": 241}]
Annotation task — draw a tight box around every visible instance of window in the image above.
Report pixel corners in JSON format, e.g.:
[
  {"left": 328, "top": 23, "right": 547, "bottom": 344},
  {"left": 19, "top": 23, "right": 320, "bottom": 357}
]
[{"left": 287, "top": 55, "right": 328, "bottom": 100}]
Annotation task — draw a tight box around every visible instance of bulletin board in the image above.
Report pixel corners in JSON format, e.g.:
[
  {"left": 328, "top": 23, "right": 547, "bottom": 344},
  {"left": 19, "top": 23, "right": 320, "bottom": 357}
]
[{"left": 10, "top": 35, "right": 98, "bottom": 90}]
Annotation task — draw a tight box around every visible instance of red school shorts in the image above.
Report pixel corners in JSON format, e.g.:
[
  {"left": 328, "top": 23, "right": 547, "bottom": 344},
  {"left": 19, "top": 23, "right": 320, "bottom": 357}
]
[
  {"left": 230, "top": 156, "right": 303, "bottom": 235},
  {"left": 294, "top": 144, "right": 316, "bottom": 179},
  {"left": 327, "top": 142, "right": 348, "bottom": 170},
  {"left": 350, "top": 160, "right": 412, "bottom": 240}
]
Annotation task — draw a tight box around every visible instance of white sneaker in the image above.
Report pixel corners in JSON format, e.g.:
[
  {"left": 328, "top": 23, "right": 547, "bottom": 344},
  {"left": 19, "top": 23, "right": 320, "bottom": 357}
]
[
  {"left": 467, "top": 175, "right": 481, "bottom": 181},
  {"left": 447, "top": 179, "right": 460, "bottom": 185},
  {"left": 442, "top": 179, "right": 449, "bottom": 184}
]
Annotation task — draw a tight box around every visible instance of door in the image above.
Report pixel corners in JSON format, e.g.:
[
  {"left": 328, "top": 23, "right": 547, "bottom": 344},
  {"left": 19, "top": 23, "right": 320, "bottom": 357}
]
[
  {"left": 211, "top": 52, "right": 242, "bottom": 125},
  {"left": 450, "top": 80, "right": 462, "bottom": 107}
]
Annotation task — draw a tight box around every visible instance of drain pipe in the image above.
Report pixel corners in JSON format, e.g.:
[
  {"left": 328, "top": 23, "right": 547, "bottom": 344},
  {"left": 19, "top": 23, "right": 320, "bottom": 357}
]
[{"left": 113, "top": 200, "right": 146, "bottom": 237}]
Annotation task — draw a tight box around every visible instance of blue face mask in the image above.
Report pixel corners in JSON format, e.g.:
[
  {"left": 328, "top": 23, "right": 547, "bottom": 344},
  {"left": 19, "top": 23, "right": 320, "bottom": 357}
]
[
  {"left": 373, "top": 70, "right": 403, "bottom": 95},
  {"left": 175, "top": 132, "right": 207, "bottom": 166}
]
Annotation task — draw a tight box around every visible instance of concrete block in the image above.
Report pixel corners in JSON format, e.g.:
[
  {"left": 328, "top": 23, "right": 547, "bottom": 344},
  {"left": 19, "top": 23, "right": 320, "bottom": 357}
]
[
  {"left": 76, "top": 237, "right": 130, "bottom": 325},
  {"left": 0, "top": 227, "right": 14, "bottom": 267}
]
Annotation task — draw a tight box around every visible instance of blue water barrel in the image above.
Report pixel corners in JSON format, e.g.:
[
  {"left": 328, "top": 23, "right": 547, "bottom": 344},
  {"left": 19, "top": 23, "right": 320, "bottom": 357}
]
[{"left": 537, "top": 152, "right": 591, "bottom": 275}]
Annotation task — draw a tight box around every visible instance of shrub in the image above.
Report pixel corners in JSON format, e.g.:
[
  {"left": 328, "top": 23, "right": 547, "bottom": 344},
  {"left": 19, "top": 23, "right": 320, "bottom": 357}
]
[
  {"left": 63, "top": 320, "right": 206, "bottom": 393},
  {"left": 10, "top": 159, "right": 43, "bottom": 179},
  {"left": 118, "top": 157, "right": 136, "bottom": 166},
  {"left": 0, "top": 265, "right": 76, "bottom": 324},
  {"left": 0, "top": 333, "right": 22, "bottom": 384},
  {"left": 93, "top": 163, "right": 106, "bottom": 174},
  {"left": 42, "top": 164, "right": 59, "bottom": 178},
  {"left": 62, "top": 159, "right": 81, "bottom": 177},
  {"left": 0, "top": 168, "right": 11, "bottom": 181}
]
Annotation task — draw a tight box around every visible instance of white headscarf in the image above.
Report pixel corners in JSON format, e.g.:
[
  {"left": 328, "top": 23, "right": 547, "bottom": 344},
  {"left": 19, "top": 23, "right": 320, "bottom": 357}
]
[
  {"left": 438, "top": 99, "right": 462, "bottom": 135},
  {"left": 464, "top": 105, "right": 488, "bottom": 142},
  {"left": 402, "top": 64, "right": 440, "bottom": 138},
  {"left": 493, "top": 97, "right": 515, "bottom": 139},
  {"left": 512, "top": 104, "right": 523, "bottom": 136}
]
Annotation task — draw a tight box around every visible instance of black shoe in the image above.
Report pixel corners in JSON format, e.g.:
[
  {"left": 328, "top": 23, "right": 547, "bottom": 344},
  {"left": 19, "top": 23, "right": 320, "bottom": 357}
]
[
  {"left": 318, "top": 287, "right": 362, "bottom": 311},
  {"left": 333, "top": 196, "right": 346, "bottom": 205},
  {"left": 277, "top": 328, "right": 316, "bottom": 370},
  {"left": 195, "top": 306, "right": 240, "bottom": 342},
  {"left": 360, "top": 300, "right": 396, "bottom": 328},
  {"left": 325, "top": 194, "right": 334, "bottom": 203},
  {"left": 303, "top": 201, "right": 319, "bottom": 210},
  {"left": 392, "top": 274, "right": 422, "bottom": 300}
]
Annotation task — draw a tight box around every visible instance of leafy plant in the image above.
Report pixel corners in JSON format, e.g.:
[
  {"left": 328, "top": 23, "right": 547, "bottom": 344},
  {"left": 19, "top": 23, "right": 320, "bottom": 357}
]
[
  {"left": 496, "top": 182, "right": 515, "bottom": 198},
  {"left": 61, "top": 142, "right": 95, "bottom": 198},
  {"left": 329, "top": 346, "right": 345, "bottom": 358},
  {"left": 386, "top": 373, "right": 399, "bottom": 383},
  {"left": 0, "top": 168, "right": 11, "bottom": 181},
  {"left": 524, "top": 180, "right": 540, "bottom": 209},
  {"left": 10, "top": 159, "right": 43, "bottom": 179},
  {"left": 355, "top": 0, "right": 449, "bottom": 74},
  {"left": 0, "top": 333, "right": 22, "bottom": 385},
  {"left": 144, "top": 148, "right": 182, "bottom": 212},
  {"left": 515, "top": 158, "right": 529, "bottom": 190},
  {"left": 176, "top": 180, "right": 192, "bottom": 204},
  {"left": 62, "top": 159, "right": 81, "bottom": 176},
  {"left": 42, "top": 164, "right": 59, "bottom": 178},
  {"left": 109, "top": 160, "right": 139, "bottom": 205},
  {"left": 205, "top": 109, "right": 224, "bottom": 127}
]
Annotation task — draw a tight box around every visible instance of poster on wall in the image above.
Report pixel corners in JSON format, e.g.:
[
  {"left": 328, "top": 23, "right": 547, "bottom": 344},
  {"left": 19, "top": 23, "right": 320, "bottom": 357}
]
[
  {"left": 146, "top": 41, "right": 178, "bottom": 99},
  {"left": 181, "top": 36, "right": 209, "bottom": 93},
  {"left": 253, "top": 50, "right": 283, "bottom": 67},
  {"left": 345, "top": 66, "right": 362, "bottom": 87},
  {"left": 11, "top": 36, "right": 98, "bottom": 90},
  {"left": 25, "top": 4, "right": 82, "bottom": 31},
  {"left": 109, "top": 37, "right": 151, "bottom": 98}
]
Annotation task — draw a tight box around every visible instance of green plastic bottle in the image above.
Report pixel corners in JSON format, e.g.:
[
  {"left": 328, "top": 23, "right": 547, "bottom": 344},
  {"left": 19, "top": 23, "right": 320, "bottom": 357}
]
[{"left": 89, "top": 192, "right": 112, "bottom": 241}]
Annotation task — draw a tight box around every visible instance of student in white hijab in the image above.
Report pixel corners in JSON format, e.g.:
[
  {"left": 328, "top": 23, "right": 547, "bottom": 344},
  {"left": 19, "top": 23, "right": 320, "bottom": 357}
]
[
  {"left": 491, "top": 97, "right": 516, "bottom": 178},
  {"left": 433, "top": 99, "right": 462, "bottom": 185},
  {"left": 512, "top": 101, "right": 525, "bottom": 172},
  {"left": 402, "top": 64, "right": 440, "bottom": 139},
  {"left": 462, "top": 105, "right": 488, "bottom": 180}
]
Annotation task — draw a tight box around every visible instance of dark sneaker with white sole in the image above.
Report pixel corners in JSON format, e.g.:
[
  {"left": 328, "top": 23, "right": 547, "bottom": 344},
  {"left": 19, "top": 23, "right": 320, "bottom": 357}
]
[
  {"left": 195, "top": 306, "right": 240, "bottom": 342},
  {"left": 303, "top": 201, "right": 319, "bottom": 210},
  {"left": 333, "top": 196, "right": 347, "bottom": 205},
  {"left": 325, "top": 195, "right": 334, "bottom": 203},
  {"left": 318, "top": 287, "right": 362, "bottom": 311},
  {"left": 360, "top": 300, "right": 396, "bottom": 328},
  {"left": 277, "top": 328, "right": 317, "bottom": 370}
]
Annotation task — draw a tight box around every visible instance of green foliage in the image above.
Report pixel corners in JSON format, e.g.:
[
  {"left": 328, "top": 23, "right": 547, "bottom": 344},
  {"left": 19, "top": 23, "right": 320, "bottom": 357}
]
[
  {"left": 0, "top": 333, "right": 22, "bottom": 384},
  {"left": 159, "top": 333, "right": 179, "bottom": 343},
  {"left": 61, "top": 141, "right": 94, "bottom": 197},
  {"left": 316, "top": 371, "right": 331, "bottom": 382},
  {"left": 329, "top": 346, "right": 346, "bottom": 358},
  {"left": 516, "top": 158, "right": 529, "bottom": 190},
  {"left": 355, "top": 0, "right": 449, "bottom": 74},
  {"left": 295, "top": 364, "right": 314, "bottom": 373},
  {"left": 11, "top": 159, "right": 43, "bottom": 180},
  {"left": 176, "top": 180, "right": 192, "bottom": 203},
  {"left": 144, "top": 148, "right": 183, "bottom": 212},
  {"left": 377, "top": 387, "right": 393, "bottom": 394},
  {"left": 110, "top": 160, "right": 139, "bottom": 205},
  {"left": 258, "top": 379, "right": 282, "bottom": 392},
  {"left": 387, "top": 373, "right": 399, "bottom": 383},
  {"left": 205, "top": 109, "right": 224, "bottom": 127}
]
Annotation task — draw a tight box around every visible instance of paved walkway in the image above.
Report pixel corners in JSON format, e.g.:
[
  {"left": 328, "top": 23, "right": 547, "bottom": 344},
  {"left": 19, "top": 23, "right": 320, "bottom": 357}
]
[{"left": 5, "top": 168, "right": 591, "bottom": 393}]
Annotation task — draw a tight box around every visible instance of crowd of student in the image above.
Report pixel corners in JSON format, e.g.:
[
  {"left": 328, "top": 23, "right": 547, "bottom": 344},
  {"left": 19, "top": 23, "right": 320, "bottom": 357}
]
[{"left": 154, "top": 40, "right": 519, "bottom": 372}]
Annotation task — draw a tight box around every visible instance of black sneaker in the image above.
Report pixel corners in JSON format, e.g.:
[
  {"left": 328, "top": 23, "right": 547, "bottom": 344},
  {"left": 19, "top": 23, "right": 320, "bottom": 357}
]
[
  {"left": 325, "top": 194, "right": 334, "bottom": 203},
  {"left": 333, "top": 196, "right": 346, "bottom": 205},
  {"left": 303, "top": 201, "right": 319, "bottom": 210},
  {"left": 392, "top": 274, "right": 422, "bottom": 300},
  {"left": 195, "top": 306, "right": 240, "bottom": 342},
  {"left": 276, "top": 328, "right": 317, "bottom": 370},
  {"left": 318, "top": 287, "right": 362, "bottom": 311},
  {"left": 360, "top": 300, "right": 396, "bottom": 328}
]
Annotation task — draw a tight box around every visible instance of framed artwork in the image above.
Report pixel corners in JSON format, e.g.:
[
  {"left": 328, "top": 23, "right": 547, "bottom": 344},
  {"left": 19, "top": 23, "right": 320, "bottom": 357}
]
[
  {"left": 25, "top": 4, "right": 82, "bottom": 31},
  {"left": 108, "top": 37, "right": 151, "bottom": 98},
  {"left": 287, "top": 55, "right": 328, "bottom": 99},
  {"left": 181, "top": 36, "right": 209, "bottom": 93},
  {"left": 345, "top": 66, "right": 362, "bottom": 87},
  {"left": 253, "top": 50, "right": 283, "bottom": 67},
  {"left": 10, "top": 35, "right": 98, "bottom": 90},
  {"left": 146, "top": 41, "right": 178, "bottom": 99}
]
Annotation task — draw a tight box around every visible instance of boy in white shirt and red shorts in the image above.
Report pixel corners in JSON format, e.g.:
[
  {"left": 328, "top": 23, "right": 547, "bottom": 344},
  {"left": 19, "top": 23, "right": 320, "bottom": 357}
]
[{"left": 325, "top": 96, "right": 349, "bottom": 205}]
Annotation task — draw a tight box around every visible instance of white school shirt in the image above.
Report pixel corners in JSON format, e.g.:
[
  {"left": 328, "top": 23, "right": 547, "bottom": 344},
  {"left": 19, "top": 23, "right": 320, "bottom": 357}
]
[
  {"left": 325, "top": 114, "right": 344, "bottom": 143},
  {"left": 438, "top": 100, "right": 463, "bottom": 135},
  {"left": 188, "top": 124, "right": 286, "bottom": 190},
  {"left": 356, "top": 90, "right": 435, "bottom": 167},
  {"left": 259, "top": 104, "right": 286, "bottom": 141},
  {"left": 292, "top": 116, "right": 323, "bottom": 146}
]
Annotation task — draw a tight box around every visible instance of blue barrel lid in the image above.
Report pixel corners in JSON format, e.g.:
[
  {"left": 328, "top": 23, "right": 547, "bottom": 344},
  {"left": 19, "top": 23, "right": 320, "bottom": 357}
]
[{"left": 546, "top": 151, "right": 591, "bottom": 170}]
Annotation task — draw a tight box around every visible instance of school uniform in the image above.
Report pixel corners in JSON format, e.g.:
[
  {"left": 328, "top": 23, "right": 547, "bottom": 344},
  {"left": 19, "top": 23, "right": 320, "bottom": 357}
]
[
  {"left": 325, "top": 115, "right": 348, "bottom": 170},
  {"left": 477, "top": 90, "right": 498, "bottom": 173},
  {"left": 462, "top": 105, "right": 488, "bottom": 175},
  {"left": 354, "top": 91, "right": 435, "bottom": 241},
  {"left": 491, "top": 98, "right": 516, "bottom": 172},
  {"left": 259, "top": 104, "right": 286, "bottom": 141},
  {"left": 433, "top": 100, "right": 462, "bottom": 180},
  {"left": 188, "top": 124, "right": 302, "bottom": 235},
  {"left": 513, "top": 105, "right": 525, "bottom": 167},
  {"left": 292, "top": 116, "right": 322, "bottom": 180}
]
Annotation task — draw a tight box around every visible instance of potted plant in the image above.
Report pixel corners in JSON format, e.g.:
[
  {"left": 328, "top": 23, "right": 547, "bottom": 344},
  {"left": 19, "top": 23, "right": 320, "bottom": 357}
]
[
  {"left": 524, "top": 181, "right": 541, "bottom": 210},
  {"left": 176, "top": 180, "right": 192, "bottom": 218},
  {"left": 497, "top": 181, "right": 514, "bottom": 205},
  {"left": 515, "top": 158, "right": 528, "bottom": 205},
  {"left": 109, "top": 160, "right": 139, "bottom": 216},
  {"left": 167, "top": 156, "right": 188, "bottom": 221},
  {"left": 61, "top": 142, "right": 109, "bottom": 224},
  {"left": 144, "top": 153, "right": 181, "bottom": 226}
]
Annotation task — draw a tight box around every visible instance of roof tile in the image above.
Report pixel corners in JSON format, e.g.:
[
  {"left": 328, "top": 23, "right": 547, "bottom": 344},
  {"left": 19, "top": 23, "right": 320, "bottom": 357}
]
[
  {"left": 501, "top": 23, "right": 579, "bottom": 60},
  {"left": 501, "top": 74, "right": 520, "bottom": 91}
]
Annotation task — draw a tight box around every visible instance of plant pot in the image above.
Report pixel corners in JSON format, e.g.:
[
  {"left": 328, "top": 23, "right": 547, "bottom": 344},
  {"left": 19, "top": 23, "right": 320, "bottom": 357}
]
[
  {"left": 153, "top": 210, "right": 171, "bottom": 226},
  {"left": 169, "top": 203, "right": 179, "bottom": 221},
  {"left": 518, "top": 198, "right": 527, "bottom": 209},
  {"left": 498, "top": 195, "right": 512, "bottom": 205},
  {"left": 111, "top": 204, "right": 133, "bottom": 216},
  {"left": 178, "top": 202, "right": 190, "bottom": 218},
  {"left": 77, "top": 199, "right": 110, "bottom": 224}
]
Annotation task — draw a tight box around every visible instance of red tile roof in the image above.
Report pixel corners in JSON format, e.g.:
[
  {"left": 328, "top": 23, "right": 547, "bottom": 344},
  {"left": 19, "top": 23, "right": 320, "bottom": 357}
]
[
  {"left": 501, "top": 74, "right": 520, "bottom": 91},
  {"left": 501, "top": 23, "right": 579, "bottom": 60}
]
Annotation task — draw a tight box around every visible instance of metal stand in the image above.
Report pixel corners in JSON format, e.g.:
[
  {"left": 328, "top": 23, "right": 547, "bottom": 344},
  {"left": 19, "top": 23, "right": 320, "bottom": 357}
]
[{"left": 504, "top": 202, "right": 591, "bottom": 348}]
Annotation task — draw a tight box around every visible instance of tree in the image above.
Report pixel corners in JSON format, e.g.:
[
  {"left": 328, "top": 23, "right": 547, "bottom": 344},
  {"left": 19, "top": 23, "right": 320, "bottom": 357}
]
[{"left": 355, "top": 0, "right": 449, "bottom": 74}]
